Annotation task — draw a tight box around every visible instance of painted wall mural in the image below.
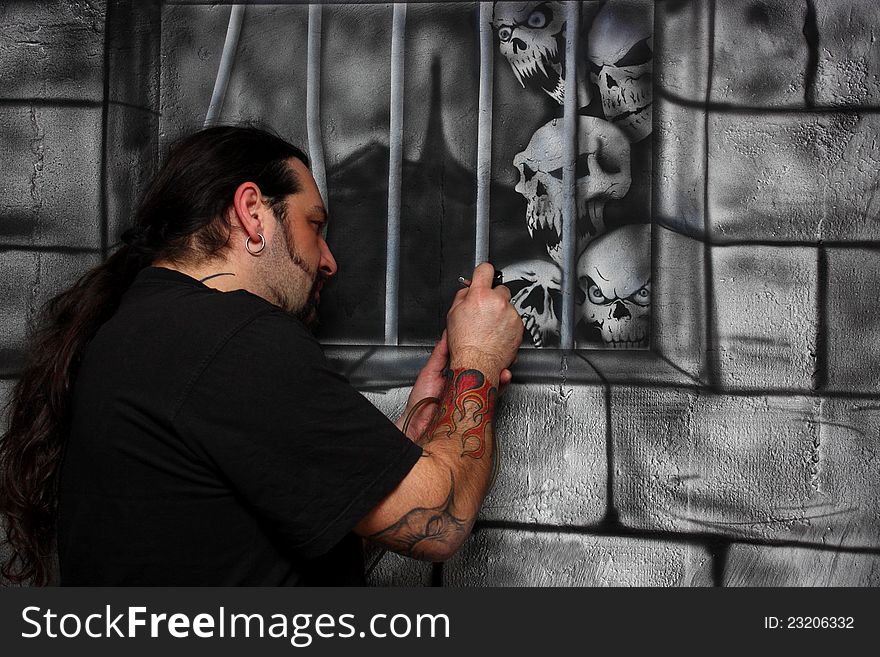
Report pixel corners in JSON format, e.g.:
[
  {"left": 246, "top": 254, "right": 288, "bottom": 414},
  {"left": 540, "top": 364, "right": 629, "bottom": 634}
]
[
  {"left": 5, "top": 0, "right": 880, "bottom": 588},
  {"left": 491, "top": 0, "right": 653, "bottom": 348},
  {"left": 159, "top": 1, "right": 653, "bottom": 350}
]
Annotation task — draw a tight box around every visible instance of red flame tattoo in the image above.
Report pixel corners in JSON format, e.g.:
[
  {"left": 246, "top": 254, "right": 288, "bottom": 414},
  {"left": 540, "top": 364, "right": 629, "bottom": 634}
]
[{"left": 434, "top": 369, "right": 497, "bottom": 460}]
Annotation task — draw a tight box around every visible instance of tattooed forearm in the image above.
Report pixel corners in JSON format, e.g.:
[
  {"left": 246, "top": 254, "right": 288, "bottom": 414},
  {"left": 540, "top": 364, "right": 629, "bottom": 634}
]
[
  {"left": 428, "top": 368, "right": 497, "bottom": 459},
  {"left": 364, "top": 370, "right": 499, "bottom": 560},
  {"left": 368, "top": 473, "right": 467, "bottom": 559}
]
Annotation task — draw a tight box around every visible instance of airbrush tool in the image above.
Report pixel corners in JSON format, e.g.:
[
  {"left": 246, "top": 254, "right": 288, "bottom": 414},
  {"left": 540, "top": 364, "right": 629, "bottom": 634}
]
[{"left": 458, "top": 269, "right": 504, "bottom": 289}]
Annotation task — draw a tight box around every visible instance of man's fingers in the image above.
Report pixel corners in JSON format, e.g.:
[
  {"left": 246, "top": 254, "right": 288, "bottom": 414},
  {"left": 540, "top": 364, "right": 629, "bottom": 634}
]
[
  {"left": 426, "top": 330, "right": 449, "bottom": 370},
  {"left": 449, "top": 287, "right": 468, "bottom": 313},
  {"left": 498, "top": 368, "right": 513, "bottom": 395},
  {"left": 469, "top": 263, "right": 511, "bottom": 303},
  {"left": 469, "top": 262, "right": 496, "bottom": 289}
]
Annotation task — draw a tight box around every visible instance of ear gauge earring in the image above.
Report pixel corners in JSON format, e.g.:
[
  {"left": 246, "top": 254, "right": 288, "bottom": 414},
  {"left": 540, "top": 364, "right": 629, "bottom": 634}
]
[{"left": 245, "top": 233, "right": 266, "bottom": 255}]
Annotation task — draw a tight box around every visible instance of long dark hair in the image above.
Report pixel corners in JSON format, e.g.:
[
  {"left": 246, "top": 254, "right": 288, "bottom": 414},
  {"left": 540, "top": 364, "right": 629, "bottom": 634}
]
[{"left": 0, "top": 125, "right": 308, "bottom": 584}]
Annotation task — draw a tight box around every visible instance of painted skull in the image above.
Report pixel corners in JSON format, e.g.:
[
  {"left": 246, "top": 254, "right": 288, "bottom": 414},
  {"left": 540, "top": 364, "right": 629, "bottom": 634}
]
[
  {"left": 587, "top": 0, "right": 653, "bottom": 142},
  {"left": 492, "top": 2, "right": 589, "bottom": 106},
  {"left": 577, "top": 223, "right": 651, "bottom": 348},
  {"left": 501, "top": 259, "right": 562, "bottom": 348},
  {"left": 513, "top": 116, "right": 631, "bottom": 267}
]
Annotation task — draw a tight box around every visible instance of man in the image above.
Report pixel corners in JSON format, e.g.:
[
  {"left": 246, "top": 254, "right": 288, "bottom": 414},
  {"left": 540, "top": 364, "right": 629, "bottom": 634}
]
[{"left": 0, "top": 125, "right": 523, "bottom": 585}]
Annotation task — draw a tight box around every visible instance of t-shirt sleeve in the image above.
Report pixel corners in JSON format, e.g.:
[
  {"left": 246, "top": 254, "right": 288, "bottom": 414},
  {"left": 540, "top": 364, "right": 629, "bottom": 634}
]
[{"left": 174, "top": 309, "right": 422, "bottom": 559}]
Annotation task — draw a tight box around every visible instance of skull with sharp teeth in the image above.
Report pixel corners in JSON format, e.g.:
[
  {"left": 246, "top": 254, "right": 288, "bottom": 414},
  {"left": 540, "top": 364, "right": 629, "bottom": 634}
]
[
  {"left": 501, "top": 259, "right": 562, "bottom": 348},
  {"left": 492, "top": 1, "right": 590, "bottom": 106},
  {"left": 577, "top": 223, "right": 651, "bottom": 348},
  {"left": 587, "top": 0, "right": 653, "bottom": 142},
  {"left": 513, "top": 116, "right": 631, "bottom": 267}
]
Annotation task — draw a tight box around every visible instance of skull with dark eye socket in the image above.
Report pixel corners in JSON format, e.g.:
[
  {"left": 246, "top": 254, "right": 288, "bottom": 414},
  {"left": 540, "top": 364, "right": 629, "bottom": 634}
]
[
  {"left": 513, "top": 116, "right": 632, "bottom": 267},
  {"left": 587, "top": 0, "right": 654, "bottom": 142},
  {"left": 501, "top": 258, "right": 563, "bottom": 348},
  {"left": 491, "top": 2, "right": 578, "bottom": 105}
]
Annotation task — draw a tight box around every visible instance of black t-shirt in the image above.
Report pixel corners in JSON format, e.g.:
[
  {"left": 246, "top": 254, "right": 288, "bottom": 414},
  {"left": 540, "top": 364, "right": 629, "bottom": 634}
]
[{"left": 57, "top": 266, "right": 422, "bottom": 585}]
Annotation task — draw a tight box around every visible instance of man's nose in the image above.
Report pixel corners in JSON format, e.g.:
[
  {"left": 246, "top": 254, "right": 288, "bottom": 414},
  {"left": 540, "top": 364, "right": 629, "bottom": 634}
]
[{"left": 319, "top": 239, "right": 338, "bottom": 278}]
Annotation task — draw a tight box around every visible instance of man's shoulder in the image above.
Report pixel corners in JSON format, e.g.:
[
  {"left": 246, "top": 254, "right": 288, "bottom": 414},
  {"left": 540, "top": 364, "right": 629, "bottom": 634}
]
[
  {"left": 222, "top": 302, "right": 318, "bottom": 357},
  {"left": 123, "top": 266, "right": 312, "bottom": 340},
  {"left": 96, "top": 268, "right": 317, "bottom": 373}
]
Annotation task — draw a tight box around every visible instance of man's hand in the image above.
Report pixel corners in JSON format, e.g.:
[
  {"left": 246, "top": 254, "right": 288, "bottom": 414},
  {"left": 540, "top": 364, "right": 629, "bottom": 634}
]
[
  {"left": 395, "top": 331, "right": 448, "bottom": 440},
  {"left": 397, "top": 261, "right": 521, "bottom": 441},
  {"left": 446, "top": 262, "right": 523, "bottom": 384}
]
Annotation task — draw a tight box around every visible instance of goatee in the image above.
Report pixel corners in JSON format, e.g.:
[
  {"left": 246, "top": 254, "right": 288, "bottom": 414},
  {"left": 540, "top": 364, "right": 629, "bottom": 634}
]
[{"left": 292, "top": 276, "right": 323, "bottom": 333}]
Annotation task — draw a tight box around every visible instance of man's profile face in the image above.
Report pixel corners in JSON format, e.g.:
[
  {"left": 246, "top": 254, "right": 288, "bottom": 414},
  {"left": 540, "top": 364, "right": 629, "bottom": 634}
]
[{"left": 257, "top": 158, "right": 337, "bottom": 330}]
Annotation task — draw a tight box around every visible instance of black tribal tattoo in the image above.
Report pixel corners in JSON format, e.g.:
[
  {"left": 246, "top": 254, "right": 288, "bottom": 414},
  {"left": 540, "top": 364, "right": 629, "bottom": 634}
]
[
  {"left": 368, "top": 473, "right": 467, "bottom": 559},
  {"left": 198, "top": 272, "right": 236, "bottom": 284}
]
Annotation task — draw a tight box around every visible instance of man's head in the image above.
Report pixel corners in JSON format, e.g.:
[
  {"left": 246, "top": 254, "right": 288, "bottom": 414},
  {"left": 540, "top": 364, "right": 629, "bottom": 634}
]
[
  {"left": 238, "top": 157, "right": 337, "bottom": 329},
  {"left": 131, "top": 125, "right": 337, "bottom": 328}
]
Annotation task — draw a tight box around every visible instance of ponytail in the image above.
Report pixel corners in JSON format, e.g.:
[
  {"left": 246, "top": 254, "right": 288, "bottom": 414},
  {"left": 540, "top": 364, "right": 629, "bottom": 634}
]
[{"left": 0, "top": 237, "right": 156, "bottom": 584}]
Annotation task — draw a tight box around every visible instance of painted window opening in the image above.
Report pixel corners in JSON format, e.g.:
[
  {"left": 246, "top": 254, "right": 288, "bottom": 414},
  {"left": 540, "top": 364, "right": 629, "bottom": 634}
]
[{"left": 208, "top": 1, "right": 653, "bottom": 350}]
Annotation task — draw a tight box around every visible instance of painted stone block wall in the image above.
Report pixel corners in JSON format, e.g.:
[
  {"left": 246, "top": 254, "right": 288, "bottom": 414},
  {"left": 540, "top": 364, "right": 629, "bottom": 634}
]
[{"left": 2, "top": 0, "right": 880, "bottom": 586}]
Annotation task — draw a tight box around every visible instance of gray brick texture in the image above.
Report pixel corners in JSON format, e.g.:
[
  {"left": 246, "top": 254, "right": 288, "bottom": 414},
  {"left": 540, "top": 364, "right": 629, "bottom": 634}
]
[
  {"left": 444, "top": 528, "right": 711, "bottom": 587},
  {"left": 612, "top": 387, "right": 880, "bottom": 550},
  {"left": 0, "top": 105, "right": 103, "bottom": 249},
  {"left": 711, "top": 245, "right": 818, "bottom": 390},
  {"left": 825, "top": 248, "right": 880, "bottom": 393},
  {"left": 0, "top": 250, "right": 100, "bottom": 375},
  {"left": 0, "top": 1, "right": 106, "bottom": 102}
]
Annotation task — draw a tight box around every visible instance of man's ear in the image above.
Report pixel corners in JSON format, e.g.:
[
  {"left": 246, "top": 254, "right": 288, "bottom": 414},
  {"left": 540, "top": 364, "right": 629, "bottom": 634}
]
[{"left": 231, "top": 181, "right": 265, "bottom": 242}]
